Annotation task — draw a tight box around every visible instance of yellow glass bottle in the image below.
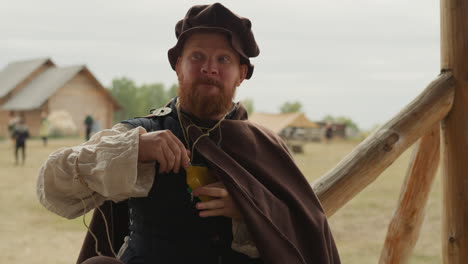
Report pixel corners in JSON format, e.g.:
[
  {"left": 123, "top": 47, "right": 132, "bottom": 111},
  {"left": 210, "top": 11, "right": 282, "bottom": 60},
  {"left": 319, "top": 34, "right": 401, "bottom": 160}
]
[{"left": 186, "top": 165, "right": 217, "bottom": 201}]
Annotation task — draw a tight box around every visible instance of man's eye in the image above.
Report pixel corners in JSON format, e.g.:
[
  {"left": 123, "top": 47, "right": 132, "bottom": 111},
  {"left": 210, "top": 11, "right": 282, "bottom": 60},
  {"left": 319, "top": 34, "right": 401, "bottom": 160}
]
[
  {"left": 190, "top": 53, "right": 203, "bottom": 60},
  {"left": 218, "top": 56, "right": 231, "bottom": 63}
]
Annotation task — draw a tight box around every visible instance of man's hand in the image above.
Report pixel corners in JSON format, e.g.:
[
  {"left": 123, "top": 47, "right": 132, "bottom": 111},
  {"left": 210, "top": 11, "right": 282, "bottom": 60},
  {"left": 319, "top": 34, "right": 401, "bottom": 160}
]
[
  {"left": 138, "top": 129, "right": 190, "bottom": 174},
  {"left": 192, "top": 181, "right": 243, "bottom": 220}
]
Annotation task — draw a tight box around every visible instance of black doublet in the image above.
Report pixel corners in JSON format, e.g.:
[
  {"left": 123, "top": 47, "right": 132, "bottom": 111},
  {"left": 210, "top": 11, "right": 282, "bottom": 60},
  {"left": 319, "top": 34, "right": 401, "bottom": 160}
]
[{"left": 120, "top": 100, "right": 260, "bottom": 264}]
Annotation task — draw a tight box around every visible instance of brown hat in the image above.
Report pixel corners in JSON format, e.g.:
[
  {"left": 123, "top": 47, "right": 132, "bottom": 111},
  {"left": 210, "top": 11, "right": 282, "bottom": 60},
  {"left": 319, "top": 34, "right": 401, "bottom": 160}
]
[{"left": 168, "top": 3, "right": 260, "bottom": 79}]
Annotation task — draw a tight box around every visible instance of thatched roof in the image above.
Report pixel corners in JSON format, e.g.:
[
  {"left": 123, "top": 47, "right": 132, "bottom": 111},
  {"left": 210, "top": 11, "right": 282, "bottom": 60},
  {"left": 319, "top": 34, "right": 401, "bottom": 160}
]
[
  {"left": 0, "top": 58, "right": 54, "bottom": 98},
  {"left": 249, "top": 112, "right": 319, "bottom": 133}
]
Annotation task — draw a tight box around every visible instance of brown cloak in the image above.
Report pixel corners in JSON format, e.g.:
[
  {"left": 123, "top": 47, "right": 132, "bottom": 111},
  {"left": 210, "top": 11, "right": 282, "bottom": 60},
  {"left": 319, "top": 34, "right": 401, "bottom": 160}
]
[{"left": 77, "top": 105, "right": 340, "bottom": 264}]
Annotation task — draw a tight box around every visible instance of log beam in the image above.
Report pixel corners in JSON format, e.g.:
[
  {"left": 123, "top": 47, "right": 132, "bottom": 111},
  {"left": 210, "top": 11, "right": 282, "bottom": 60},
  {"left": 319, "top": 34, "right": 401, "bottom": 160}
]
[
  {"left": 312, "top": 73, "right": 454, "bottom": 217},
  {"left": 379, "top": 125, "right": 440, "bottom": 264}
]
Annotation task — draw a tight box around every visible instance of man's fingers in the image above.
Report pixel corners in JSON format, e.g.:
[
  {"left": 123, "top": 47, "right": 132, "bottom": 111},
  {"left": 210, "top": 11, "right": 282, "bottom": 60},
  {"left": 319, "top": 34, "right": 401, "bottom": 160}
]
[
  {"left": 192, "top": 184, "right": 228, "bottom": 198},
  {"left": 164, "top": 139, "right": 178, "bottom": 173},
  {"left": 202, "top": 181, "right": 224, "bottom": 188},
  {"left": 196, "top": 199, "right": 224, "bottom": 210},
  {"left": 169, "top": 131, "right": 190, "bottom": 168},
  {"left": 199, "top": 208, "right": 224, "bottom": 218},
  {"left": 140, "top": 129, "right": 190, "bottom": 173},
  {"left": 167, "top": 132, "right": 187, "bottom": 172},
  {"left": 165, "top": 149, "right": 176, "bottom": 173},
  {"left": 157, "top": 142, "right": 171, "bottom": 173},
  {"left": 183, "top": 149, "right": 191, "bottom": 167}
]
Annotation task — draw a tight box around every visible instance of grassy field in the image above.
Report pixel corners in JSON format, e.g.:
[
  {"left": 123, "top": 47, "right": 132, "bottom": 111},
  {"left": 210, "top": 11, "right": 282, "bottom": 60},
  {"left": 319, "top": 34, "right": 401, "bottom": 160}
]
[{"left": 0, "top": 138, "right": 442, "bottom": 263}]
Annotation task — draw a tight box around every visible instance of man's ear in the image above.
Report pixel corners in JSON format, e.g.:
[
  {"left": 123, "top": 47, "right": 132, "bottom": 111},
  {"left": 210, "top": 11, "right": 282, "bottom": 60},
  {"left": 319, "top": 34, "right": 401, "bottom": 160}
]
[{"left": 237, "top": 64, "right": 248, "bottom": 87}]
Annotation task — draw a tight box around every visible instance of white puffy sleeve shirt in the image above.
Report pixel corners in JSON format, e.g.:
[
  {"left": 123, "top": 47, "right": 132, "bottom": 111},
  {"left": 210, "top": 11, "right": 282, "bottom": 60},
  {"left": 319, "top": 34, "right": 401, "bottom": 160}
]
[
  {"left": 37, "top": 123, "right": 155, "bottom": 219},
  {"left": 36, "top": 122, "right": 259, "bottom": 258}
]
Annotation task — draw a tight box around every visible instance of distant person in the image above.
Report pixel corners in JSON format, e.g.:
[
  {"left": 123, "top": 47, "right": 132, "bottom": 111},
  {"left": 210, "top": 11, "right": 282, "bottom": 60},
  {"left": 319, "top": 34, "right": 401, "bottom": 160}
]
[
  {"left": 12, "top": 118, "right": 29, "bottom": 165},
  {"left": 84, "top": 115, "right": 94, "bottom": 140},
  {"left": 325, "top": 123, "right": 333, "bottom": 143},
  {"left": 7, "top": 112, "right": 19, "bottom": 144},
  {"left": 39, "top": 112, "right": 50, "bottom": 146}
]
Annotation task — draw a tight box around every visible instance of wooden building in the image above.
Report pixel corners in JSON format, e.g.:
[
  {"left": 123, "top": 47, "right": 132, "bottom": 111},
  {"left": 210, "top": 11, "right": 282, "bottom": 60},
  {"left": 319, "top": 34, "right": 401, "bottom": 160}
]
[
  {"left": 249, "top": 112, "right": 321, "bottom": 153},
  {"left": 0, "top": 58, "right": 120, "bottom": 138},
  {"left": 315, "top": 121, "right": 348, "bottom": 139},
  {"left": 250, "top": 112, "right": 321, "bottom": 141}
]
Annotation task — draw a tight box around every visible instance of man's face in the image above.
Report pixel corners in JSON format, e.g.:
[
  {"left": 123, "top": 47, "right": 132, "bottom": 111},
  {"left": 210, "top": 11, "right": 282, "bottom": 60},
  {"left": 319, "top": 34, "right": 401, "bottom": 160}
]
[{"left": 176, "top": 32, "right": 247, "bottom": 119}]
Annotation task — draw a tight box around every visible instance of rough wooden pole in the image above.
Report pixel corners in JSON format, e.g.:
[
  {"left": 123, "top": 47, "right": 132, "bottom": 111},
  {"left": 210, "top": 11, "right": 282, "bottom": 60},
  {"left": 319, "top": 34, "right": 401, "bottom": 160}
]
[
  {"left": 440, "top": 1, "right": 468, "bottom": 263},
  {"left": 312, "top": 73, "right": 454, "bottom": 217},
  {"left": 379, "top": 125, "right": 440, "bottom": 264}
]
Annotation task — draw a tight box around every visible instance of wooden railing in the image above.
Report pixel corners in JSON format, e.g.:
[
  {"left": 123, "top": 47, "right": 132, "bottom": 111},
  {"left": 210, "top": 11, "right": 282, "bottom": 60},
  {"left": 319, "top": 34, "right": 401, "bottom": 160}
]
[
  {"left": 309, "top": 0, "right": 468, "bottom": 263},
  {"left": 311, "top": 73, "right": 454, "bottom": 263},
  {"left": 312, "top": 73, "right": 454, "bottom": 217}
]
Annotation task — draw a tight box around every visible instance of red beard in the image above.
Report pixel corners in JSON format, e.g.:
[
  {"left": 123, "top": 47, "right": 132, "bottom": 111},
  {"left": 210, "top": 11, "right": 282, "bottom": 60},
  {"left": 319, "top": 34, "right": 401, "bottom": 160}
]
[{"left": 178, "top": 76, "right": 235, "bottom": 119}]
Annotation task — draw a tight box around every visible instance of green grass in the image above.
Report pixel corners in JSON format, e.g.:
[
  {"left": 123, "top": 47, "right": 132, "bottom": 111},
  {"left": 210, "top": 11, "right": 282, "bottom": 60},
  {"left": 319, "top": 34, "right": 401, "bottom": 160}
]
[{"left": 0, "top": 138, "right": 443, "bottom": 263}]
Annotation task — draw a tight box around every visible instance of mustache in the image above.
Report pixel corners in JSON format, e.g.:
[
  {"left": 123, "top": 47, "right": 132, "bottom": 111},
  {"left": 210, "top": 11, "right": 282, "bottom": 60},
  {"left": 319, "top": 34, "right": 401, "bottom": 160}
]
[{"left": 193, "top": 77, "right": 224, "bottom": 89}]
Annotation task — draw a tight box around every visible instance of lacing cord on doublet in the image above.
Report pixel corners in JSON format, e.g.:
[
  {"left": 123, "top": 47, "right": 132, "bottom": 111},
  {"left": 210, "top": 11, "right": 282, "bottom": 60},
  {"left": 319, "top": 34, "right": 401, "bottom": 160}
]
[
  {"left": 75, "top": 174, "right": 118, "bottom": 259},
  {"left": 176, "top": 99, "right": 230, "bottom": 161}
]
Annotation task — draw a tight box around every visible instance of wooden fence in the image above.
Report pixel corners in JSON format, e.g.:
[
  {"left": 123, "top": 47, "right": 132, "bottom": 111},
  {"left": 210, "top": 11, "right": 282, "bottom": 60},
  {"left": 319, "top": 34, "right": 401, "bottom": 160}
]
[{"left": 311, "top": 1, "right": 468, "bottom": 263}]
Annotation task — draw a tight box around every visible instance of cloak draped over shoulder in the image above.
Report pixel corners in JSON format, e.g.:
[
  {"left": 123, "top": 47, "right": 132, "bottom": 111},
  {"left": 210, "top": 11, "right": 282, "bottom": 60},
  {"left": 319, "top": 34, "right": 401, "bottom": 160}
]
[
  {"left": 189, "top": 106, "right": 340, "bottom": 264},
  {"left": 77, "top": 104, "right": 340, "bottom": 264}
]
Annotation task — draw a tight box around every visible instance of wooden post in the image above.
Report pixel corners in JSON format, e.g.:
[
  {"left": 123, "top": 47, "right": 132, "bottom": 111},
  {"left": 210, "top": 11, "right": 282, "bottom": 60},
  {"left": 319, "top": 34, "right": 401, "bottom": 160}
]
[
  {"left": 440, "top": 0, "right": 468, "bottom": 263},
  {"left": 379, "top": 125, "right": 440, "bottom": 264}
]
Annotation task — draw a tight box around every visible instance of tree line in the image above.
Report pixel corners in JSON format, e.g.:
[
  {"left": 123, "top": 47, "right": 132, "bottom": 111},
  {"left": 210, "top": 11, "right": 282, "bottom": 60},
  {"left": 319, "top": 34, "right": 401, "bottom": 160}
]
[
  {"left": 109, "top": 78, "right": 178, "bottom": 123},
  {"left": 108, "top": 78, "right": 358, "bottom": 131},
  {"left": 108, "top": 77, "right": 255, "bottom": 122}
]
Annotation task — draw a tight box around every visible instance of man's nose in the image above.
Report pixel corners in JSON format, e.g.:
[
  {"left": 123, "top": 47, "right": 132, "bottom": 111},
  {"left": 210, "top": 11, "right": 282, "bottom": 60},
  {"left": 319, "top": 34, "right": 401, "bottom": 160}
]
[{"left": 201, "top": 59, "right": 219, "bottom": 75}]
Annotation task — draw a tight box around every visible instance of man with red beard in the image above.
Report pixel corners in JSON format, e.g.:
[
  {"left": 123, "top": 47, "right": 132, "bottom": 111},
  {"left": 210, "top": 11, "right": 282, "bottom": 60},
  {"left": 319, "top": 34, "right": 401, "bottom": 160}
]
[{"left": 37, "top": 3, "right": 340, "bottom": 264}]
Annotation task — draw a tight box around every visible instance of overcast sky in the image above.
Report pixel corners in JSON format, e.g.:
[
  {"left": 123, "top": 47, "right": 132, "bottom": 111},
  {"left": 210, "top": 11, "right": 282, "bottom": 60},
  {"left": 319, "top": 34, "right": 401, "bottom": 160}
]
[{"left": 1, "top": 0, "right": 440, "bottom": 129}]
